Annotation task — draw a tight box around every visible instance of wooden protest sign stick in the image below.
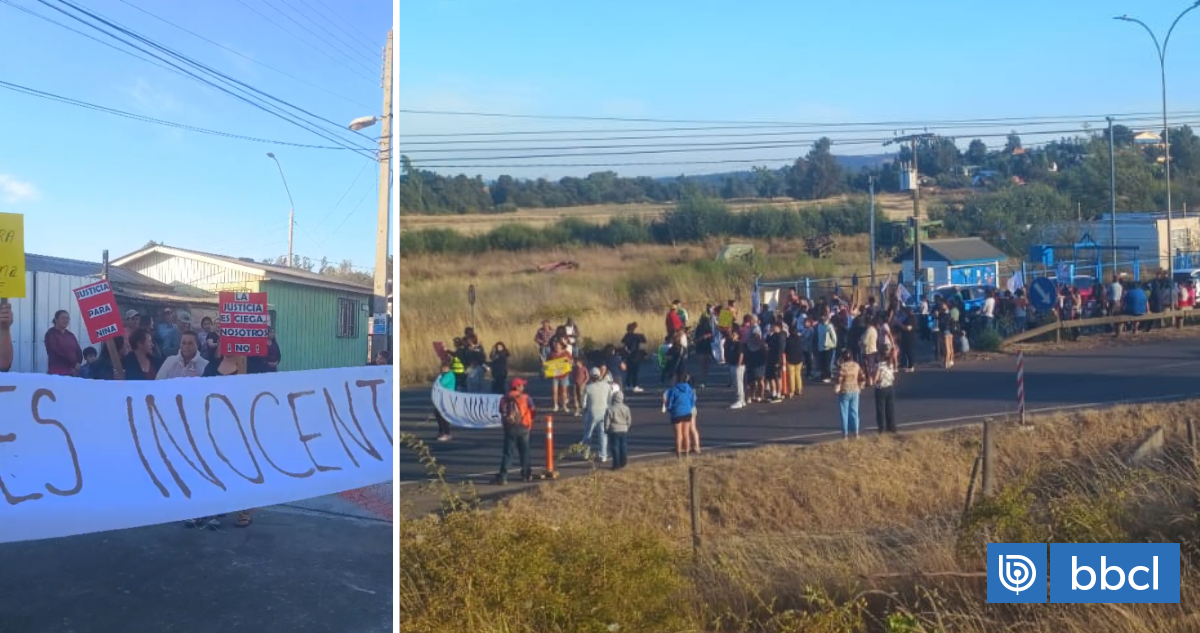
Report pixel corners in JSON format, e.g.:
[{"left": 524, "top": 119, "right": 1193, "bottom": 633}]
[{"left": 106, "top": 339, "right": 125, "bottom": 380}]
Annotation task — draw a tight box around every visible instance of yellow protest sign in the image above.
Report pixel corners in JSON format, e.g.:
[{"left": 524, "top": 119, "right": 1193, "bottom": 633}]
[
  {"left": 542, "top": 356, "right": 572, "bottom": 378},
  {"left": 0, "top": 213, "right": 25, "bottom": 299}
]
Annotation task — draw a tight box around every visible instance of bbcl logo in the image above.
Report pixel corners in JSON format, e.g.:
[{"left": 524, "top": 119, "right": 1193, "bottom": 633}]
[
  {"left": 988, "top": 544, "right": 1047, "bottom": 603},
  {"left": 988, "top": 543, "right": 1181, "bottom": 604},
  {"left": 998, "top": 554, "right": 1037, "bottom": 594},
  {"left": 1050, "top": 544, "right": 1180, "bottom": 604}
]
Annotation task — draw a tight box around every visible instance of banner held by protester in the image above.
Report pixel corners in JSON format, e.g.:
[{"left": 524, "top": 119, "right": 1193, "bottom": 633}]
[
  {"left": 0, "top": 365, "right": 393, "bottom": 544},
  {"left": 431, "top": 380, "right": 501, "bottom": 429}
]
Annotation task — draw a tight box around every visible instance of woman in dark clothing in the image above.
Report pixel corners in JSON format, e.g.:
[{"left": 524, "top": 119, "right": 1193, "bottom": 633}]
[
  {"left": 45, "top": 310, "right": 83, "bottom": 376},
  {"left": 488, "top": 341, "right": 510, "bottom": 394},
  {"left": 620, "top": 322, "right": 647, "bottom": 392},
  {"left": 122, "top": 328, "right": 159, "bottom": 380}
]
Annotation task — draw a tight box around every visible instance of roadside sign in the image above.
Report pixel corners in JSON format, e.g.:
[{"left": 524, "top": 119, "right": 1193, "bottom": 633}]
[
  {"left": 369, "top": 314, "right": 389, "bottom": 335},
  {"left": 1029, "top": 277, "right": 1057, "bottom": 311},
  {"left": 72, "top": 280, "right": 123, "bottom": 342},
  {"left": 0, "top": 212, "right": 26, "bottom": 298},
  {"left": 218, "top": 291, "right": 269, "bottom": 356},
  {"left": 467, "top": 284, "right": 476, "bottom": 306}
]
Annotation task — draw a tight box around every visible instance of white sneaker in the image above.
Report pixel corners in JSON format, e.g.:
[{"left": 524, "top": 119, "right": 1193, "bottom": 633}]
[
  {"left": 633, "top": 386, "right": 645, "bottom": 393},
  {"left": 730, "top": 401, "right": 745, "bottom": 409},
  {"left": 436, "top": 434, "right": 451, "bottom": 442}
]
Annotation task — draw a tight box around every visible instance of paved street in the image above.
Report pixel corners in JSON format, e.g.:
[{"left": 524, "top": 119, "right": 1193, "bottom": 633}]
[
  {"left": 399, "top": 336, "right": 1200, "bottom": 499},
  {"left": 0, "top": 490, "right": 392, "bottom": 633}
]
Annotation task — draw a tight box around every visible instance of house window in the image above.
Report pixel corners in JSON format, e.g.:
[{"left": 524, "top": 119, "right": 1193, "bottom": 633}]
[{"left": 338, "top": 298, "right": 360, "bottom": 338}]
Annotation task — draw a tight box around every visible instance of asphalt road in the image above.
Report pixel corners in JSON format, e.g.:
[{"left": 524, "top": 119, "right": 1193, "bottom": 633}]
[
  {"left": 0, "top": 500, "right": 393, "bottom": 633},
  {"left": 399, "top": 335, "right": 1200, "bottom": 493}
]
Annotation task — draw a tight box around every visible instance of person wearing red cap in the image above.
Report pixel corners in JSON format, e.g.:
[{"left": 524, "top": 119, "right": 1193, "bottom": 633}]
[{"left": 494, "top": 377, "right": 536, "bottom": 484}]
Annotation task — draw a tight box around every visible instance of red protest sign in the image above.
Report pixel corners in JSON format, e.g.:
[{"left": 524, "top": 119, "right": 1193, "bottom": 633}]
[
  {"left": 218, "top": 291, "right": 269, "bottom": 357},
  {"left": 72, "top": 280, "right": 123, "bottom": 343}
]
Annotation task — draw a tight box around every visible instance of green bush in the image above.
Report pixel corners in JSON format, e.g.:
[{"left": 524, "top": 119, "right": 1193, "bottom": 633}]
[
  {"left": 399, "top": 510, "right": 696, "bottom": 633},
  {"left": 973, "top": 328, "right": 1003, "bottom": 352}
]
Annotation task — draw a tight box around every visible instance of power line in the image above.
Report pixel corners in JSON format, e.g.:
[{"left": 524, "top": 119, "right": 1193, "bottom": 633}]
[
  {"left": 312, "top": 159, "right": 372, "bottom": 231},
  {"left": 113, "top": 0, "right": 375, "bottom": 110},
  {"left": 306, "top": 0, "right": 378, "bottom": 51},
  {"left": 0, "top": 79, "right": 363, "bottom": 149},
  {"left": 289, "top": 0, "right": 378, "bottom": 57},
  {"left": 36, "top": 0, "right": 376, "bottom": 157},
  {"left": 0, "top": 0, "right": 191, "bottom": 82},
  {"left": 271, "top": 0, "right": 379, "bottom": 64},
  {"left": 406, "top": 122, "right": 1200, "bottom": 163},
  {"left": 229, "top": 0, "right": 377, "bottom": 84},
  {"left": 258, "top": 0, "right": 379, "bottom": 74},
  {"left": 398, "top": 108, "right": 1200, "bottom": 135},
  {"left": 396, "top": 114, "right": 1197, "bottom": 145},
  {"left": 320, "top": 184, "right": 374, "bottom": 245},
  {"left": 398, "top": 106, "right": 1200, "bottom": 126}
]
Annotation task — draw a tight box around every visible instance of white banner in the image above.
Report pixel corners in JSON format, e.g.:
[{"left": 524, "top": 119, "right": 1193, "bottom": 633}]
[
  {"left": 432, "top": 381, "right": 502, "bottom": 429},
  {"left": 0, "top": 366, "right": 393, "bottom": 544}
]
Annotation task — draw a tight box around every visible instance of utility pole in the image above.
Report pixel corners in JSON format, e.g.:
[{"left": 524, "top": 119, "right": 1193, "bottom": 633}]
[
  {"left": 1108, "top": 116, "right": 1117, "bottom": 271},
  {"left": 868, "top": 175, "right": 876, "bottom": 301},
  {"left": 884, "top": 133, "right": 935, "bottom": 296},
  {"left": 266, "top": 152, "right": 296, "bottom": 267},
  {"left": 371, "top": 30, "right": 393, "bottom": 361}
]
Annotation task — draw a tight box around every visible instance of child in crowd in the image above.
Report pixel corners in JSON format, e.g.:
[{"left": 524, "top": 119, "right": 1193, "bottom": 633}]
[{"left": 80, "top": 346, "right": 98, "bottom": 379}]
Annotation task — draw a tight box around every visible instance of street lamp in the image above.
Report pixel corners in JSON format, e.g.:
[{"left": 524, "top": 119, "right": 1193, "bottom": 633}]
[
  {"left": 266, "top": 152, "right": 296, "bottom": 268},
  {"left": 1115, "top": 0, "right": 1200, "bottom": 283},
  {"left": 349, "top": 116, "right": 378, "bottom": 132}
]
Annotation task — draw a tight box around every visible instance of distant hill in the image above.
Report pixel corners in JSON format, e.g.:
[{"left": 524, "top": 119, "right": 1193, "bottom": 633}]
[{"left": 656, "top": 154, "right": 893, "bottom": 185}]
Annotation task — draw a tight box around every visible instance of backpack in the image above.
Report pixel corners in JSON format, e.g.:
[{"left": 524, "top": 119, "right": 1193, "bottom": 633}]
[{"left": 500, "top": 395, "right": 525, "bottom": 429}]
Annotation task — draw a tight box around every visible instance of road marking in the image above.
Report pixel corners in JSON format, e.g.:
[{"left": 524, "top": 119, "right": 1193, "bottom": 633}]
[{"left": 397, "top": 390, "right": 1200, "bottom": 487}]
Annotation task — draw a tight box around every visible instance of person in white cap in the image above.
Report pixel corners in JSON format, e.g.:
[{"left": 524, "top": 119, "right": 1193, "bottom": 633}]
[{"left": 580, "top": 366, "right": 612, "bottom": 462}]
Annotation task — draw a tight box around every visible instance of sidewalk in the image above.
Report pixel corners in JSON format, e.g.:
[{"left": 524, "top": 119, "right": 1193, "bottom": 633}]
[{"left": 0, "top": 488, "right": 394, "bottom": 633}]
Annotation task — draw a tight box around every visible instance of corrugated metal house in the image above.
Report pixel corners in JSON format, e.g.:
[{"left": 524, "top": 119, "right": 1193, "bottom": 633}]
[
  {"left": 111, "top": 245, "right": 372, "bottom": 370},
  {"left": 893, "top": 238, "right": 1008, "bottom": 289},
  {"left": 9, "top": 254, "right": 217, "bottom": 374}
]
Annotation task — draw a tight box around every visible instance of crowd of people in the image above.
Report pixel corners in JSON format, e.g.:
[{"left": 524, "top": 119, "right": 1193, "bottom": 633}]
[{"left": 424, "top": 270, "right": 1200, "bottom": 483}]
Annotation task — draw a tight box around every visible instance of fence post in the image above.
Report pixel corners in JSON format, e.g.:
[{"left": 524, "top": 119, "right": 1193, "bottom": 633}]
[
  {"left": 804, "top": 277, "right": 811, "bottom": 299},
  {"left": 961, "top": 453, "right": 983, "bottom": 523},
  {"left": 688, "top": 465, "right": 701, "bottom": 556},
  {"left": 981, "top": 417, "right": 995, "bottom": 498}
]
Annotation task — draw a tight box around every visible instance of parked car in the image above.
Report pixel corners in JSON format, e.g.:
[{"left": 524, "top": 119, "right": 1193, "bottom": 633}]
[{"left": 929, "top": 285, "right": 997, "bottom": 313}]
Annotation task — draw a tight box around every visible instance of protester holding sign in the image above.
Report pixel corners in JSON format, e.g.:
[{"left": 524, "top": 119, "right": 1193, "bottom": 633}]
[
  {"left": 201, "top": 334, "right": 239, "bottom": 377},
  {"left": 0, "top": 301, "right": 12, "bottom": 372},
  {"left": 44, "top": 310, "right": 83, "bottom": 376}
]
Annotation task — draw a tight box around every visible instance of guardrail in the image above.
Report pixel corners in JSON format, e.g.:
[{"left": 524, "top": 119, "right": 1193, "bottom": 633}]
[{"left": 1000, "top": 310, "right": 1200, "bottom": 348}]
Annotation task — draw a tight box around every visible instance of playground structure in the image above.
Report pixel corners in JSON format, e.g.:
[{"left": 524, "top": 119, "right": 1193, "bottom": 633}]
[{"left": 1026, "top": 233, "right": 1143, "bottom": 285}]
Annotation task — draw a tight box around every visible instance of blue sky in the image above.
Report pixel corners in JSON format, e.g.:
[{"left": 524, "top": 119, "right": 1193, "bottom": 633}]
[
  {"left": 399, "top": 0, "right": 1200, "bottom": 180},
  {"left": 0, "top": 0, "right": 391, "bottom": 265}
]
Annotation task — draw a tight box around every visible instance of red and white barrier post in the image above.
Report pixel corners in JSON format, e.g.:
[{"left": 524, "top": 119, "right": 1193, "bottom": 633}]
[
  {"left": 1016, "top": 351, "right": 1026, "bottom": 425},
  {"left": 541, "top": 415, "right": 559, "bottom": 480}
]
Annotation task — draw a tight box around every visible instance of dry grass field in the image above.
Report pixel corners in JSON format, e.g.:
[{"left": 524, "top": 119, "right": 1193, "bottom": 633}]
[
  {"left": 399, "top": 401, "right": 1200, "bottom": 632},
  {"left": 397, "top": 191, "right": 961, "bottom": 235},
  {"left": 397, "top": 235, "right": 897, "bottom": 384}
]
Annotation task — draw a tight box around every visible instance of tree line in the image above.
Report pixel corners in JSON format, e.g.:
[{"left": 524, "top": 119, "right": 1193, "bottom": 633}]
[
  {"left": 399, "top": 195, "right": 886, "bottom": 255},
  {"left": 399, "top": 125, "right": 1200, "bottom": 216}
]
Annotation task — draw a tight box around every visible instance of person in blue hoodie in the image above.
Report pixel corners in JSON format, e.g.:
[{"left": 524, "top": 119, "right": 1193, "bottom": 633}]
[{"left": 663, "top": 372, "right": 698, "bottom": 458}]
